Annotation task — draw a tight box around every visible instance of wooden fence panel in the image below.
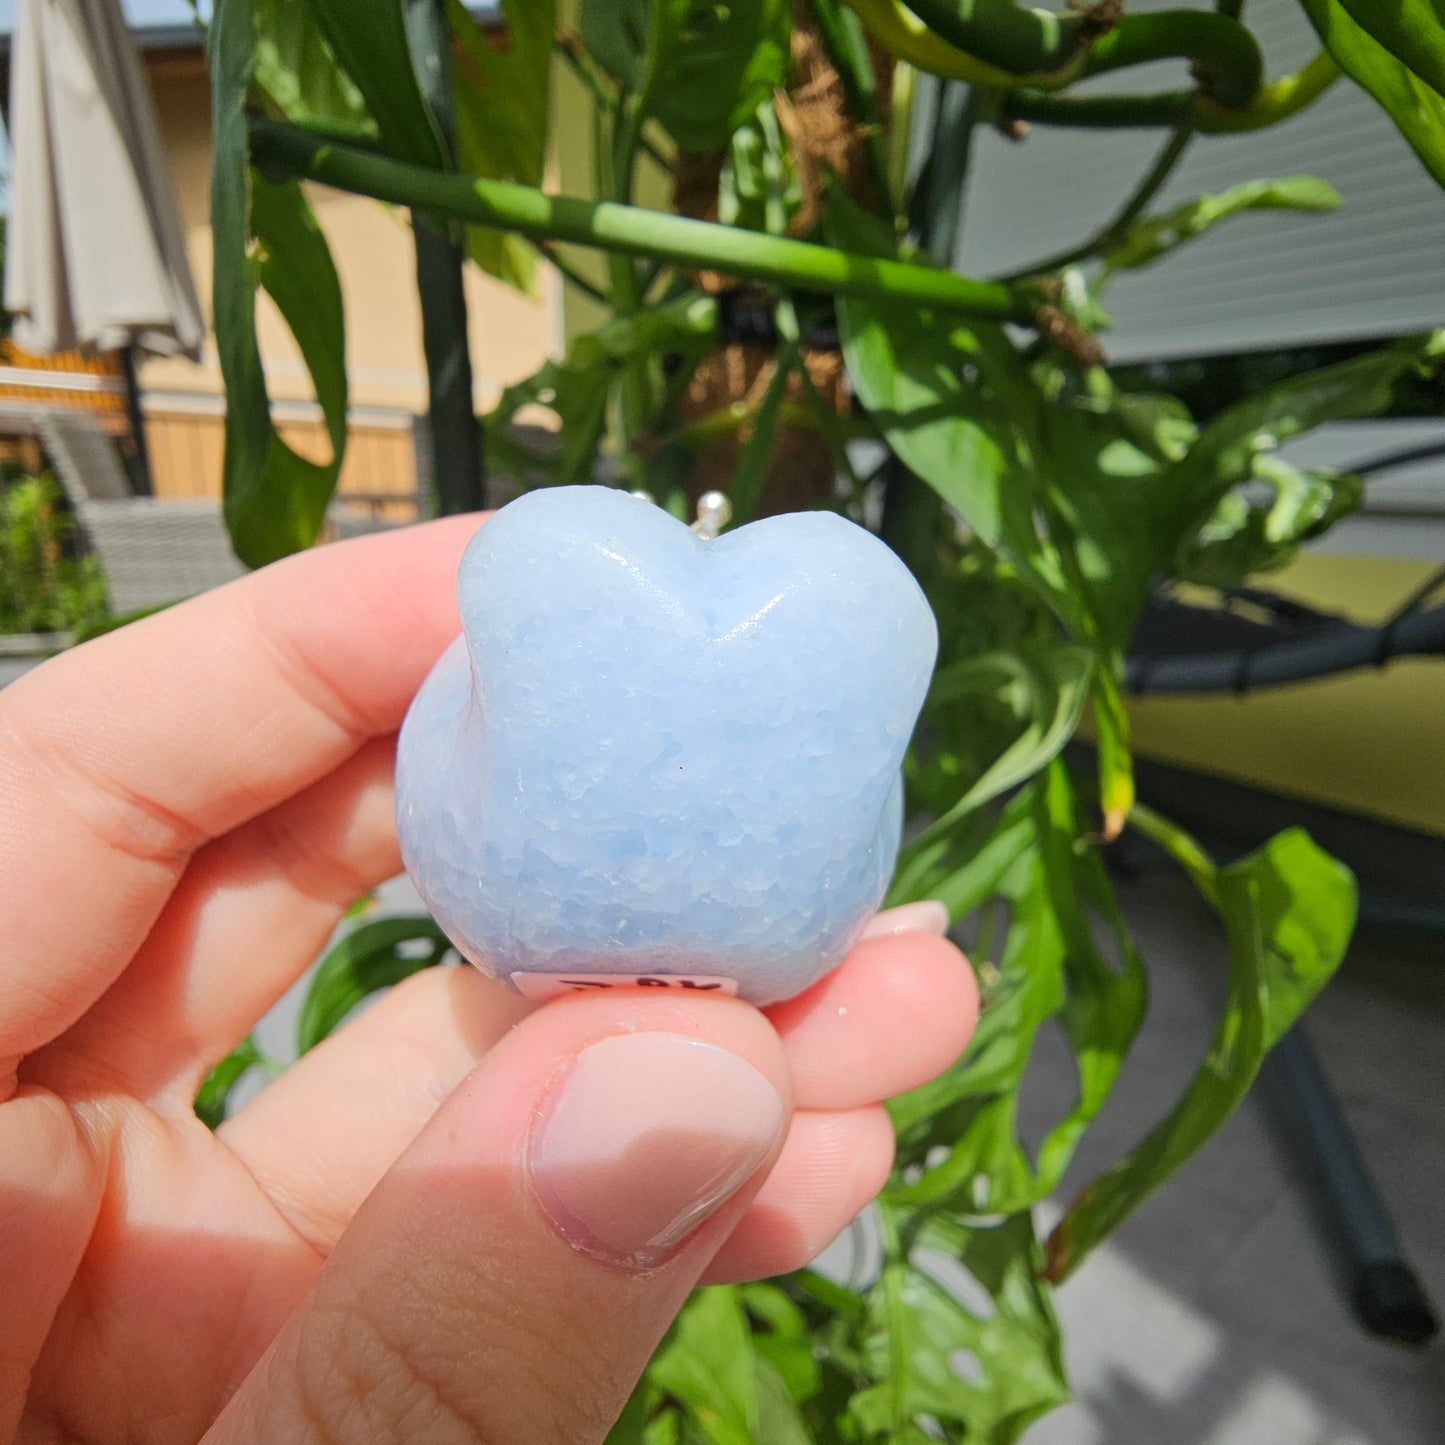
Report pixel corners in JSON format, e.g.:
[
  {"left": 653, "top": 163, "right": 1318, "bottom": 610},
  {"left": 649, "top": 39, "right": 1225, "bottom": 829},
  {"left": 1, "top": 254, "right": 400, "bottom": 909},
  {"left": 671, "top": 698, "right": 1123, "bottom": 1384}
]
[{"left": 145, "top": 404, "right": 420, "bottom": 519}]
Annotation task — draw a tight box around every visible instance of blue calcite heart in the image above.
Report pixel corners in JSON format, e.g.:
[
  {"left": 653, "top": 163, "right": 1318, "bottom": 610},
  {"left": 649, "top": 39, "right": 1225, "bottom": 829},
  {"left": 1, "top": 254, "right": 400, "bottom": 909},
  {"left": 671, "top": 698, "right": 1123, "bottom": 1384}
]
[{"left": 396, "top": 485, "right": 937, "bottom": 1007}]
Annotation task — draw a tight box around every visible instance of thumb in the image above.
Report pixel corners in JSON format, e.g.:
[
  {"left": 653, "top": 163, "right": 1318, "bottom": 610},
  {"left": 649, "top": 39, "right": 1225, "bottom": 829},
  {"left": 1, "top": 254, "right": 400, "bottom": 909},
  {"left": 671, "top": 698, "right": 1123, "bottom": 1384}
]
[{"left": 205, "top": 991, "right": 791, "bottom": 1445}]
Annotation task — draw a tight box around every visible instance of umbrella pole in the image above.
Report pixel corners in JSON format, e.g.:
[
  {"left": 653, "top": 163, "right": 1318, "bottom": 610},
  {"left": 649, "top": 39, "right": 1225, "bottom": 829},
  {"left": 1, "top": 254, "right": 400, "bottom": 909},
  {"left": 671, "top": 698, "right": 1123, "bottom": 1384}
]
[
  {"left": 120, "top": 343, "right": 154, "bottom": 496},
  {"left": 407, "top": 0, "right": 484, "bottom": 517}
]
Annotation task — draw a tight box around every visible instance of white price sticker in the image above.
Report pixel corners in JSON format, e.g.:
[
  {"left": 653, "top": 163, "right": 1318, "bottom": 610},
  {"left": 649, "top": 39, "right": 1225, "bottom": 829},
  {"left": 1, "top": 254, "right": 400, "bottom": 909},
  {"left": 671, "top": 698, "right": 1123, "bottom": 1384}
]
[{"left": 510, "top": 971, "right": 740, "bottom": 1002}]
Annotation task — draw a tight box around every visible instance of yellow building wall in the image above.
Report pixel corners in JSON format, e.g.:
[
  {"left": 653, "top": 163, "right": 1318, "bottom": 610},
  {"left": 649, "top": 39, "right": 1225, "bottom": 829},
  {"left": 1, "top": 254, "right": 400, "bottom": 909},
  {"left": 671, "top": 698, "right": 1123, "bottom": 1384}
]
[{"left": 1129, "top": 554, "right": 1445, "bottom": 838}]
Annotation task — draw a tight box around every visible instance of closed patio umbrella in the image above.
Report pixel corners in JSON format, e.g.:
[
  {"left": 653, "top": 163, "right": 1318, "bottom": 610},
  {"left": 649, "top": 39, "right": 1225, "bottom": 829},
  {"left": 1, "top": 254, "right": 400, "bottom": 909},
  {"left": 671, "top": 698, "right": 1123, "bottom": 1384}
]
[{"left": 4, "top": 0, "right": 205, "bottom": 488}]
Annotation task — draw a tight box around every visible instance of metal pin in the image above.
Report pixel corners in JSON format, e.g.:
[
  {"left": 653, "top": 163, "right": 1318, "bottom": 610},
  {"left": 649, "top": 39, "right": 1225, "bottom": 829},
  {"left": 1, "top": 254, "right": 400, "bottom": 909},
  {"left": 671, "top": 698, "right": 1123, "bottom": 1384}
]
[{"left": 692, "top": 490, "right": 732, "bottom": 540}]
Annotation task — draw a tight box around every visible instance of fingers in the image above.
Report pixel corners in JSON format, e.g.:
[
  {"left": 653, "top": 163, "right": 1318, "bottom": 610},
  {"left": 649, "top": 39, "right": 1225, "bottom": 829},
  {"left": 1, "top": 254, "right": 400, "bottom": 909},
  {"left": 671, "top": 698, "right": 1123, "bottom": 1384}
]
[
  {"left": 701, "top": 1105, "right": 895, "bottom": 1284},
  {"left": 0, "top": 1089, "right": 106, "bottom": 1441},
  {"left": 765, "top": 930, "right": 978, "bottom": 1110},
  {"left": 205, "top": 992, "right": 791, "bottom": 1445},
  {"left": 42, "top": 736, "right": 408, "bottom": 1100},
  {"left": 0, "top": 515, "right": 481, "bottom": 1062},
  {"left": 218, "top": 965, "right": 534, "bottom": 1251},
  {"left": 217, "top": 927, "right": 971, "bottom": 1254}
]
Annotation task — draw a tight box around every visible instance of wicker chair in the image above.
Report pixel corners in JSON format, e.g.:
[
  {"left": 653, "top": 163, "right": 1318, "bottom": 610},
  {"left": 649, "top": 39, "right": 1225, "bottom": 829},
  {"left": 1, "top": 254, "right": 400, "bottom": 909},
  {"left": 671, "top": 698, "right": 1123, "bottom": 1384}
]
[{"left": 38, "top": 412, "right": 247, "bottom": 614}]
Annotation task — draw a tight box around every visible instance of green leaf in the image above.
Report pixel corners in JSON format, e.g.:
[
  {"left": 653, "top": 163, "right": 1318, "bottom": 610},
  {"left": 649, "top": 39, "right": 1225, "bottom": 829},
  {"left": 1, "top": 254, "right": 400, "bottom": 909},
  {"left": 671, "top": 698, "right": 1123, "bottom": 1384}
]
[
  {"left": 450, "top": 0, "right": 554, "bottom": 293},
  {"left": 210, "top": 0, "right": 269, "bottom": 551},
  {"left": 888, "top": 786, "right": 1035, "bottom": 920},
  {"left": 851, "top": 1209, "right": 1068, "bottom": 1444},
  {"left": 1298, "top": 0, "right": 1445, "bottom": 188},
  {"left": 297, "top": 915, "right": 452, "bottom": 1054},
  {"left": 606, "top": 1377, "right": 667, "bottom": 1444},
  {"left": 831, "top": 194, "right": 1043, "bottom": 561},
  {"left": 583, "top": 0, "right": 792, "bottom": 152},
  {"left": 1112, "top": 390, "right": 1198, "bottom": 465},
  {"left": 896, "top": 643, "right": 1094, "bottom": 882},
  {"left": 1167, "top": 331, "right": 1445, "bottom": 543},
  {"left": 1176, "top": 457, "right": 1364, "bottom": 589},
  {"left": 253, "top": 0, "right": 375, "bottom": 134},
  {"left": 1046, "top": 825, "right": 1356, "bottom": 1282},
  {"left": 1024, "top": 376, "right": 1191, "bottom": 647},
  {"left": 1091, "top": 663, "right": 1134, "bottom": 840},
  {"left": 485, "top": 357, "right": 614, "bottom": 491},
  {"left": 304, "top": 0, "right": 444, "bottom": 167},
  {"left": 743, "top": 1283, "right": 822, "bottom": 1408},
  {"left": 887, "top": 765, "right": 1146, "bottom": 1218},
  {"left": 210, "top": 0, "right": 350, "bottom": 567},
  {"left": 1336, "top": 0, "right": 1445, "bottom": 95},
  {"left": 649, "top": 1287, "right": 760, "bottom": 1445},
  {"left": 754, "top": 1358, "right": 815, "bottom": 1445},
  {"left": 1104, "top": 176, "right": 1341, "bottom": 272},
  {"left": 194, "top": 1034, "right": 271, "bottom": 1129}
]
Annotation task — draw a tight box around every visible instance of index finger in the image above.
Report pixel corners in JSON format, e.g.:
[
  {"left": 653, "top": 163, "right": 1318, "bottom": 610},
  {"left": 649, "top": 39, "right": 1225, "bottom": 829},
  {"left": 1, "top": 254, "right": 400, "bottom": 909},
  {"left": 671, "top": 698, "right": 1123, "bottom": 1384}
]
[{"left": 0, "top": 514, "right": 481, "bottom": 1067}]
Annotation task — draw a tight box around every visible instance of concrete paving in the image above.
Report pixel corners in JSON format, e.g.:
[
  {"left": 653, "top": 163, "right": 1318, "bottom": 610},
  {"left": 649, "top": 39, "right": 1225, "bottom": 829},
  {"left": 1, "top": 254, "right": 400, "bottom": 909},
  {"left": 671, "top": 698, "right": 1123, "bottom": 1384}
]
[
  {"left": 1022, "top": 874, "right": 1445, "bottom": 1445},
  {"left": 0, "top": 656, "right": 44, "bottom": 689}
]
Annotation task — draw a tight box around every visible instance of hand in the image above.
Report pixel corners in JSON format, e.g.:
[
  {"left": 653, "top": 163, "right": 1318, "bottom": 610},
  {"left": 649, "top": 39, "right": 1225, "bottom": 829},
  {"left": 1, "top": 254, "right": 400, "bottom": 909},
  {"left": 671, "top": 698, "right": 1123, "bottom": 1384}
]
[{"left": 0, "top": 516, "right": 977, "bottom": 1445}]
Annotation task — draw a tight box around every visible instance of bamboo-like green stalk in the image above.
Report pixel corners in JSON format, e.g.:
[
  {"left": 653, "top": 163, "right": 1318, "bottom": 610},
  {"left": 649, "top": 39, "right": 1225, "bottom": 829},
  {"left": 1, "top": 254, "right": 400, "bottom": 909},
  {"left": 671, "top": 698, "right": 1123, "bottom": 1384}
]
[{"left": 249, "top": 118, "right": 1037, "bottom": 320}]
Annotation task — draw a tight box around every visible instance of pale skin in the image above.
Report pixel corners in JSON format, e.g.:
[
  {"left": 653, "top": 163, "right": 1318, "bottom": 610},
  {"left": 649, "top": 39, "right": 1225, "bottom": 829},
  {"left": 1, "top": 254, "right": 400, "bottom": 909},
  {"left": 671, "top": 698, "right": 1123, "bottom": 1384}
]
[{"left": 0, "top": 515, "right": 979, "bottom": 1444}]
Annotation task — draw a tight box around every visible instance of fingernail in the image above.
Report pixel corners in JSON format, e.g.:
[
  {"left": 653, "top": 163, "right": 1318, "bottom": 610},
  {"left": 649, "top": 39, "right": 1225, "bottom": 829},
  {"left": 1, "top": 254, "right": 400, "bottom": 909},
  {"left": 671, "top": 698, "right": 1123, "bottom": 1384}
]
[
  {"left": 529, "top": 1032, "right": 784, "bottom": 1269},
  {"left": 860, "top": 900, "right": 950, "bottom": 940}
]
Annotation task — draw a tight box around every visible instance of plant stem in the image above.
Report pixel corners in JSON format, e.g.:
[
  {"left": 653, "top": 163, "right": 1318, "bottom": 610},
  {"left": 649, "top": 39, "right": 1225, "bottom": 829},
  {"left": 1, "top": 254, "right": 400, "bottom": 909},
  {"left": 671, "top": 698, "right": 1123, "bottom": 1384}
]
[
  {"left": 555, "top": 31, "right": 672, "bottom": 173},
  {"left": 405, "top": 0, "right": 483, "bottom": 514},
  {"left": 1127, "top": 803, "right": 1220, "bottom": 905},
  {"left": 1109, "top": 125, "right": 1196, "bottom": 233},
  {"left": 901, "top": 0, "right": 1078, "bottom": 75},
  {"left": 536, "top": 241, "right": 609, "bottom": 303},
  {"left": 846, "top": 0, "right": 1262, "bottom": 106},
  {"left": 1004, "top": 88, "right": 1197, "bottom": 129},
  {"left": 795, "top": 363, "right": 870, "bottom": 494},
  {"left": 1001, "top": 122, "right": 1195, "bottom": 279},
  {"left": 845, "top": 0, "right": 1050, "bottom": 87},
  {"left": 916, "top": 81, "right": 986, "bottom": 264},
  {"left": 1200, "top": 49, "right": 1341, "bottom": 131},
  {"left": 605, "top": 94, "right": 653, "bottom": 452},
  {"left": 1084, "top": 12, "right": 1263, "bottom": 108},
  {"left": 1003, "top": 50, "right": 1340, "bottom": 133},
  {"left": 250, "top": 119, "right": 1037, "bottom": 320}
]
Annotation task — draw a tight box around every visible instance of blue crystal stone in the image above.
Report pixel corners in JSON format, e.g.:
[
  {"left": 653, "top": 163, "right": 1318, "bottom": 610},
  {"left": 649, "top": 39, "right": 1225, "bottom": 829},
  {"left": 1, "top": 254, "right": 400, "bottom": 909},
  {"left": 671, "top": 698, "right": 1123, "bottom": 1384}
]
[{"left": 396, "top": 485, "right": 937, "bottom": 1007}]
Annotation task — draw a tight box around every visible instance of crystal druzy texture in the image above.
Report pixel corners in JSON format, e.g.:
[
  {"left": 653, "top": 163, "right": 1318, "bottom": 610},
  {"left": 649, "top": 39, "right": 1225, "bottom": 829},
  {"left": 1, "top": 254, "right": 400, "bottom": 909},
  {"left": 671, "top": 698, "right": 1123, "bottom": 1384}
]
[{"left": 396, "top": 485, "right": 938, "bottom": 1007}]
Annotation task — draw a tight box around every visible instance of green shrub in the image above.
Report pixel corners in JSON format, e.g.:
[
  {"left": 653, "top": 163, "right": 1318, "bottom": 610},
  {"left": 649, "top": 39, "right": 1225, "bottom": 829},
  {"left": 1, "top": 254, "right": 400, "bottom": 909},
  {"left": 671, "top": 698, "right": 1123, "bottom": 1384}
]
[{"left": 0, "top": 473, "right": 109, "bottom": 637}]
